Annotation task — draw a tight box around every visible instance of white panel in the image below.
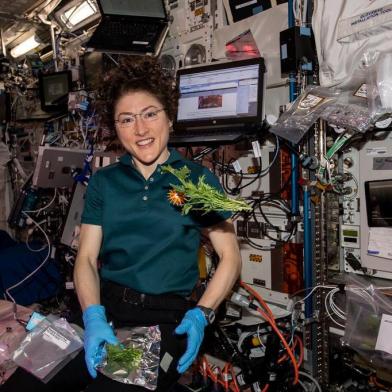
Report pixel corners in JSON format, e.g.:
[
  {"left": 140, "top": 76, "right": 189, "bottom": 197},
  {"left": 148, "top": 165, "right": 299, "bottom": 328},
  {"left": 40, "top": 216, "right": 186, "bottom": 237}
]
[
  {"left": 264, "top": 84, "right": 290, "bottom": 118},
  {"left": 212, "top": 4, "right": 288, "bottom": 85},
  {"left": 240, "top": 243, "right": 273, "bottom": 289},
  {"left": 359, "top": 135, "right": 392, "bottom": 274}
]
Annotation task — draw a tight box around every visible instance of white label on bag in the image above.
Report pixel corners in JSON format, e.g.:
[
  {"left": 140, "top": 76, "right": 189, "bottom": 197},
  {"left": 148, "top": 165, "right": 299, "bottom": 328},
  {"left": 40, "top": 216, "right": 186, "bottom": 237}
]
[
  {"left": 354, "top": 83, "right": 367, "bottom": 99},
  {"left": 298, "top": 93, "right": 324, "bottom": 110},
  {"left": 43, "top": 327, "right": 71, "bottom": 350},
  {"left": 376, "top": 314, "right": 392, "bottom": 354}
]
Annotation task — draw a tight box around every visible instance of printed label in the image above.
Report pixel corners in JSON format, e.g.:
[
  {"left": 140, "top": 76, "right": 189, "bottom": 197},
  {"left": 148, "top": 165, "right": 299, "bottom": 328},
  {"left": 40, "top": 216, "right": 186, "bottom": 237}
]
[
  {"left": 252, "top": 140, "right": 262, "bottom": 158},
  {"left": 43, "top": 327, "right": 70, "bottom": 350},
  {"left": 354, "top": 83, "right": 367, "bottom": 99},
  {"left": 366, "top": 147, "right": 387, "bottom": 155},
  {"left": 232, "top": 160, "right": 242, "bottom": 173},
  {"left": 298, "top": 93, "right": 324, "bottom": 110},
  {"left": 351, "top": 6, "right": 392, "bottom": 27},
  {"left": 375, "top": 314, "right": 392, "bottom": 354}
]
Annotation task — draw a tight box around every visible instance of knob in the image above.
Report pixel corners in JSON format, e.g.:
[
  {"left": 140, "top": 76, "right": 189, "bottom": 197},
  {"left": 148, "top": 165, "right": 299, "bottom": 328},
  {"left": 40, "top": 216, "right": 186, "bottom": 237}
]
[{"left": 343, "top": 157, "right": 353, "bottom": 168}]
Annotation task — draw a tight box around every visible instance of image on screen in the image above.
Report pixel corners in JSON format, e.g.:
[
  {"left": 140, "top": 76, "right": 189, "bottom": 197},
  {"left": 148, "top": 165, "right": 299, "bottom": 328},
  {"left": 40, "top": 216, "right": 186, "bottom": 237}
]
[{"left": 177, "top": 63, "right": 260, "bottom": 123}]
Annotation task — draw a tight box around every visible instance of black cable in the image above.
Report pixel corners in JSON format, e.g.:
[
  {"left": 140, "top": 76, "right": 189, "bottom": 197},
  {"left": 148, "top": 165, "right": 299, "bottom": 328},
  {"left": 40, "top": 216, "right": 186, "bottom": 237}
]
[{"left": 224, "top": 156, "right": 263, "bottom": 195}]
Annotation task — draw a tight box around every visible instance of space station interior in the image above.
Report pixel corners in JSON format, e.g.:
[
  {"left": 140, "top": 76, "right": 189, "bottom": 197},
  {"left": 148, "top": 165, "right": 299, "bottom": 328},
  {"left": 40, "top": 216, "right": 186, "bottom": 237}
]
[{"left": 0, "top": 0, "right": 392, "bottom": 391}]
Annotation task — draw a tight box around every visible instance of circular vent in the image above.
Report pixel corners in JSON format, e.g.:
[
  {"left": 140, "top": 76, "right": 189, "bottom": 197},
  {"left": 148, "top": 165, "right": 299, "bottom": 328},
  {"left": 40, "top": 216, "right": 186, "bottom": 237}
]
[
  {"left": 184, "top": 44, "right": 206, "bottom": 67},
  {"left": 158, "top": 54, "right": 176, "bottom": 77}
]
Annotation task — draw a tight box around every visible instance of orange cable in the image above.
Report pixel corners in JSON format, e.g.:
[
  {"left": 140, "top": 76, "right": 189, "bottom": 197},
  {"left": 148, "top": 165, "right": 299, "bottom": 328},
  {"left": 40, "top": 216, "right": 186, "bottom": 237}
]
[
  {"left": 240, "top": 281, "right": 274, "bottom": 319},
  {"left": 230, "top": 364, "right": 241, "bottom": 392},
  {"left": 240, "top": 281, "right": 299, "bottom": 385},
  {"left": 261, "top": 384, "right": 269, "bottom": 392}
]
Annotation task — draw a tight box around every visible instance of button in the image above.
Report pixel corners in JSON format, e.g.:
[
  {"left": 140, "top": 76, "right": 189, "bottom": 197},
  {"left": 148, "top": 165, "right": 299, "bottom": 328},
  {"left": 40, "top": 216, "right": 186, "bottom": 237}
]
[
  {"left": 143, "top": 196, "right": 148, "bottom": 201},
  {"left": 150, "top": 177, "right": 154, "bottom": 182},
  {"left": 144, "top": 185, "right": 149, "bottom": 190}
]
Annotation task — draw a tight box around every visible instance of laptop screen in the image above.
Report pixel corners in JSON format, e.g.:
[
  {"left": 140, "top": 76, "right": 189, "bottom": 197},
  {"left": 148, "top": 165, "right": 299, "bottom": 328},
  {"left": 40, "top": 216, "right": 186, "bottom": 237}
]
[
  {"left": 100, "top": 0, "right": 166, "bottom": 18},
  {"left": 175, "top": 58, "right": 264, "bottom": 130}
]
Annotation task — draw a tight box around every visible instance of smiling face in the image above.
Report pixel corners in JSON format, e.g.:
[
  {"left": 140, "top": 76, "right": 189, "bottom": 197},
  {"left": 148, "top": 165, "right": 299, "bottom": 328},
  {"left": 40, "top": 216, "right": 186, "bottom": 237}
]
[{"left": 114, "top": 90, "right": 172, "bottom": 179}]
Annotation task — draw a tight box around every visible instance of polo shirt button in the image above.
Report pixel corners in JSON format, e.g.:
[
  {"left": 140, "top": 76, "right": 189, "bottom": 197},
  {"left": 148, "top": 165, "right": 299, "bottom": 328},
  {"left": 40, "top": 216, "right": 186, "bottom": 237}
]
[
  {"left": 150, "top": 177, "right": 154, "bottom": 182},
  {"left": 143, "top": 196, "right": 148, "bottom": 201},
  {"left": 144, "top": 185, "right": 149, "bottom": 190}
]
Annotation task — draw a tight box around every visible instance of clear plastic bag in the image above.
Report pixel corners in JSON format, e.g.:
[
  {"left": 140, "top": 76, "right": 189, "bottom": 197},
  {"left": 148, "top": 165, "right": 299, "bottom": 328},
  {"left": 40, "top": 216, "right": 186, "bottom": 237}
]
[
  {"left": 99, "top": 325, "right": 161, "bottom": 390},
  {"left": 320, "top": 102, "right": 373, "bottom": 133},
  {"left": 270, "top": 86, "right": 338, "bottom": 144},
  {"left": 343, "top": 275, "right": 392, "bottom": 370},
  {"left": 12, "top": 317, "right": 83, "bottom": 383},
  {"left": 365, "top": 51, "right": 392, "bottom": 123}
]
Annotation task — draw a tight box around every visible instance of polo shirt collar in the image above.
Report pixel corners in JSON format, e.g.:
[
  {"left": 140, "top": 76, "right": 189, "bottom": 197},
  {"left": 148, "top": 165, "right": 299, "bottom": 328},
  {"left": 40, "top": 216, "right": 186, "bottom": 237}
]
[{"left": 119, "top": 148, "right": 184, "bottom": 168}]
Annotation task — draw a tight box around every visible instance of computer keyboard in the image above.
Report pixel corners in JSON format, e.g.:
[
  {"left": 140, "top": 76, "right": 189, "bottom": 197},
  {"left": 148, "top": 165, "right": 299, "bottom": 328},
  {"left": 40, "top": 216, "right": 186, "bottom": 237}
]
[{"left": 169, "top": 131, "right": 244, "bottom": 146}]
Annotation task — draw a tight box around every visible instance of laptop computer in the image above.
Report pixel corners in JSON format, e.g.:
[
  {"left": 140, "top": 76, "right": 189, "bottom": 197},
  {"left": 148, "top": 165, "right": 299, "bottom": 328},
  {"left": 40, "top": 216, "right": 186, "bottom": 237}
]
[
  {"left": 169, "top": 57, "right": 266, "bottom": 146},
  {"left": 86, "top": 0, "right": 169, "bottom": 55}
]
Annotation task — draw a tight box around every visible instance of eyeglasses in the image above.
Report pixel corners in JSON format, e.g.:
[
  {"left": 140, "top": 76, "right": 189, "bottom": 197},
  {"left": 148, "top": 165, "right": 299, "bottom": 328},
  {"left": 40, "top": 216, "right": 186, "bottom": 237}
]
[{"left": 115, "top": 108, "right": 166, "bottom": 128}]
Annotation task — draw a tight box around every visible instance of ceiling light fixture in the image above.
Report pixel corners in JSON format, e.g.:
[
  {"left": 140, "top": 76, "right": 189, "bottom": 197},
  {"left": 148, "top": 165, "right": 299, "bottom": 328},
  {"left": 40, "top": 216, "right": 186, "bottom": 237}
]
[
  {"left": 10, "top": 35, "right": 40, "bottom": 58},
  {"left": 57, "top": 0, "right": 98, "bottom": 31}
]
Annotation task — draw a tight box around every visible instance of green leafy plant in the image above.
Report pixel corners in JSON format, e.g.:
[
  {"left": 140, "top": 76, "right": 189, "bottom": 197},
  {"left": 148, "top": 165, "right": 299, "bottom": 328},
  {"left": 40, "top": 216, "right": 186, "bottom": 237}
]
[
  {"left": 161, "top": 165, "right": 251, "bottom": 215},
  {"left": 106, "top": 344, "right": 143, "bottom": 374}
]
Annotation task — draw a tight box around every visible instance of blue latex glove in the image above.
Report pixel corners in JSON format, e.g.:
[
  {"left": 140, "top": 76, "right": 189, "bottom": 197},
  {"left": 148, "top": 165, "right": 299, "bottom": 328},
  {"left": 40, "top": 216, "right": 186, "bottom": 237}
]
[
  {"left": 175, "top": 307, "right": 208, "bottom": 373},
  {"left": 82, "top": 304, "right": 119, "bottom": 378}
]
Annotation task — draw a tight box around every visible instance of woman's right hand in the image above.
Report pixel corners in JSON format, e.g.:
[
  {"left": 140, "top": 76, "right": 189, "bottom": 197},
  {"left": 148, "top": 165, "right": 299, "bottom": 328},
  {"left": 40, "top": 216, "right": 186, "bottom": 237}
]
[{"left": 82, "top": 304, "right": 119, "bottom": 378}]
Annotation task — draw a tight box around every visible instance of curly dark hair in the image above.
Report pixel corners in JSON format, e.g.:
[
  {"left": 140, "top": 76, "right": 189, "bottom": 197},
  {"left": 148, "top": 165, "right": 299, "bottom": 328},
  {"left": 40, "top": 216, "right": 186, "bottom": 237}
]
[{"left": 96, "top": 56, "right": 179, "bottom": 131}]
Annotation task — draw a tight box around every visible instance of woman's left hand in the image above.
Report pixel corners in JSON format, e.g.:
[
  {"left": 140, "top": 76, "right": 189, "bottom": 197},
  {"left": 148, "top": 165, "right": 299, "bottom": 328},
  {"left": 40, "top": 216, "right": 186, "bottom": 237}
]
[{"left": 174, "top": 307, "right": 208, "bottom": 373}]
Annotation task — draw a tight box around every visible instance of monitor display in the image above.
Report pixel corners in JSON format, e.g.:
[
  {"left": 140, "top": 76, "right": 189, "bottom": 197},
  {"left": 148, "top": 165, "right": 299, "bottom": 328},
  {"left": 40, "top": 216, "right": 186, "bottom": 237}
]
[
  {"left": 176, "top": 58, "right": 264, "bottom": 129},
  {"left": 365, "top": 179, "right": 392, "bottom": 227},
  {"left": 39, "top": 71, "right": 72, "bottom": 112}
]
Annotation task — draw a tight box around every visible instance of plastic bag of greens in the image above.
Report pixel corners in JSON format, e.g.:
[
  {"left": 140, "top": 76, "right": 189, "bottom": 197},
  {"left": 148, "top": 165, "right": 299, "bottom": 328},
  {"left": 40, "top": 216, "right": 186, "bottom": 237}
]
[{"left": 99, "top": 325, "right": 161, "bottom": 390}]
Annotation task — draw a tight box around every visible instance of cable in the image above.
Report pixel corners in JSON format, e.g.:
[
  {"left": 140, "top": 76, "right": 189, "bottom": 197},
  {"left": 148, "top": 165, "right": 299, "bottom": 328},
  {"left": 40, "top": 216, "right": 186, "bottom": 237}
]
[
  {"left": 324, "top": 291, "right": 345, "bottom": 328},
  {"left": 5, "top": 217, "right": 52, "bottom": 325},
  {"left": 23, "top": 188, "right": 57, "bottom": 216},
  {"left": 221, "top": 135, "right": 280, "bottom": 196},
  {"left": 298, "top": 371, "right": 322, "bottom": 392},
  {"left": 25, "top": 216, "right": 49, "bottom": 252},
  {"left": 240, "top": 281, "right": 299, "bottom": 385}
]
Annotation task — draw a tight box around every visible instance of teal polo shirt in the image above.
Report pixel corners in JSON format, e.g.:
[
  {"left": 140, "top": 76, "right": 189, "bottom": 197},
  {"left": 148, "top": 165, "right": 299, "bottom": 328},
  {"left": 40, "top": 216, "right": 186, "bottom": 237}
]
[{"left": 81, "top": 149, "right": 231, "bottom": 296}]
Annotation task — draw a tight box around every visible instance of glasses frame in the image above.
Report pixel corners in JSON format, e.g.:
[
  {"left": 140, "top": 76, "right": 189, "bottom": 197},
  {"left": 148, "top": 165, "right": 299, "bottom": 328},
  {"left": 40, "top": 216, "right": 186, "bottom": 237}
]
[{"left": 114, "top": 108, "right": 166, "bottom": 128}]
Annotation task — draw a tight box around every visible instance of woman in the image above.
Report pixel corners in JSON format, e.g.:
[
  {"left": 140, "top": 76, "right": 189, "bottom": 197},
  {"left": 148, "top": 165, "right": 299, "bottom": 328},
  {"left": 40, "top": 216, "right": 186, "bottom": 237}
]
[{"left": 2, "top": 56, "right": 241, "bottom": 392}]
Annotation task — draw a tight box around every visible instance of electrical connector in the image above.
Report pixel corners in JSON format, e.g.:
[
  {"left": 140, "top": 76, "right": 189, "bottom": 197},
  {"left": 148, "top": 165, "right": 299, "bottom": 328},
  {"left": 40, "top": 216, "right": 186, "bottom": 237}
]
[{"left": 230, "top": 293, "right": 258, "bottom": 310}]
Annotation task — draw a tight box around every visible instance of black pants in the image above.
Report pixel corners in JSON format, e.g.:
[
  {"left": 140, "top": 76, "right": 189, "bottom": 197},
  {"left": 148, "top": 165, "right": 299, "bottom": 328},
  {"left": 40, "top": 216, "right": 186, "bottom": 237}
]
[{"left": 1, "top": 282, "right": 192, "bottom": 392}]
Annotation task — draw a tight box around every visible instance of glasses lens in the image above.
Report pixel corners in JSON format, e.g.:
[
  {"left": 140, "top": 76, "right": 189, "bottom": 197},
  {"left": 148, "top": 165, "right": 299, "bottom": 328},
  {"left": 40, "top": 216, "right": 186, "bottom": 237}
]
[
  {"left": 117, "top": 114, "right": 135, "bottom": 127},
  {"left": 143, "top": 110, "right": 160, "bottom": 121}
]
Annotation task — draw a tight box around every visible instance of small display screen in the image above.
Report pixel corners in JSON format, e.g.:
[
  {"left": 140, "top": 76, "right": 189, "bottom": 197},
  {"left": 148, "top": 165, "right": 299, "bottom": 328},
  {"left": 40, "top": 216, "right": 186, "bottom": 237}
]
[
  {"left": 343, "top": 237, "right": 357, "bottom": 243},
  {"left": 39, "top": 71, "right": 71, "bottom": 112},
  {"left": 342, "top": 229, "right": 358, "bottom": 237},
  {"left": 365, "top": 179, "right": 392, "bottom": 227}
]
